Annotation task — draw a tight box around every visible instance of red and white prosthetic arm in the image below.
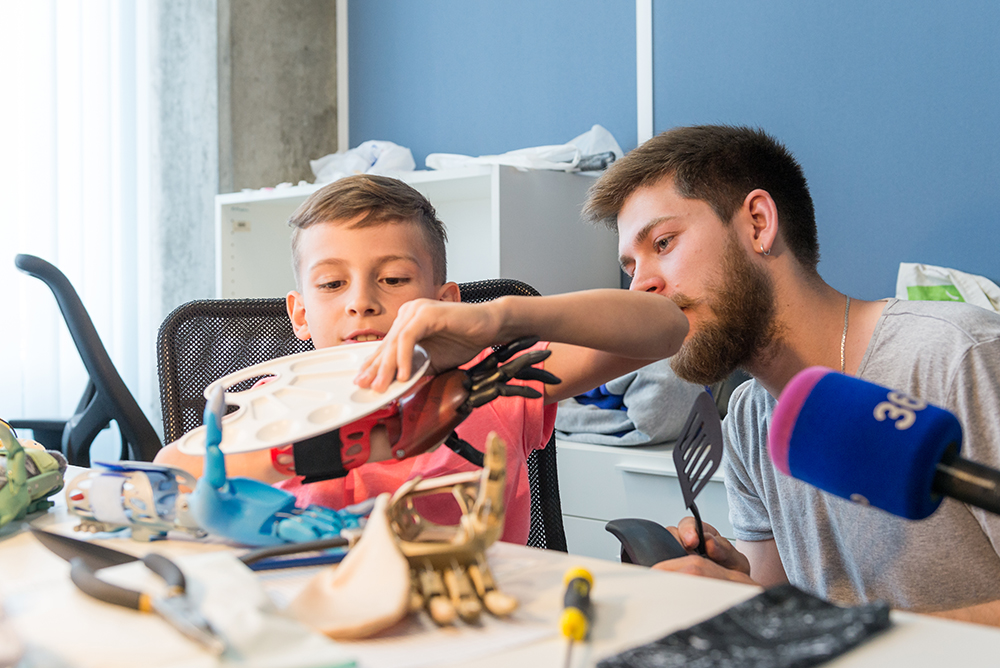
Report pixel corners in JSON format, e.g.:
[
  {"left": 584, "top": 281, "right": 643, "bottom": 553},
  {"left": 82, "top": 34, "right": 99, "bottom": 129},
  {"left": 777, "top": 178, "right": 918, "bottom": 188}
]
[{"left": 271, "top": 337, "right": 560, "bottom": 482}]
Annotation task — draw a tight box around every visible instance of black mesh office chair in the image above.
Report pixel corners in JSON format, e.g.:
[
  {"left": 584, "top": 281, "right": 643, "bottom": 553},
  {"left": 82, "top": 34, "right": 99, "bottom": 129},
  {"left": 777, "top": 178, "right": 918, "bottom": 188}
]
[
  {"left": 10, "top": 254, "right": 162, "bottom": 466},
  {"left": 157, "top": 278, "right": 568, "bottom": 551}
]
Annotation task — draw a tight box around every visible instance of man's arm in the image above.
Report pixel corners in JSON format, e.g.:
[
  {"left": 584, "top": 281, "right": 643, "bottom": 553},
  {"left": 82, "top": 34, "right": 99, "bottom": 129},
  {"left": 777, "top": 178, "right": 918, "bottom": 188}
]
[
  {"left": 357, "top": 289, "right": 689, "bottom": 403},
  {"left": 738, "top": 538, "right": 789, "bottom": 588}
]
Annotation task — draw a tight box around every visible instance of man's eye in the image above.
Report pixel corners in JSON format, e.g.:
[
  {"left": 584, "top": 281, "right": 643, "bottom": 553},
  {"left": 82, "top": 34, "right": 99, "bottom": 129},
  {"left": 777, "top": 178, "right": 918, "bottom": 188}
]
[{"left": 655, "top": 236, "right": 673, "bottom": 252}]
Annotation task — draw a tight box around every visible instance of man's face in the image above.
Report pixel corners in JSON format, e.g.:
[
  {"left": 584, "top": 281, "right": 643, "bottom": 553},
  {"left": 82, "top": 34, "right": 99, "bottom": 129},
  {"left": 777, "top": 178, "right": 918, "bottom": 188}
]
[
  {"left": 617, "top": 180, "right": 778, "bottom": 384},
  {"left": 287, "top": 218, "right": 456, "bottom": 349}
]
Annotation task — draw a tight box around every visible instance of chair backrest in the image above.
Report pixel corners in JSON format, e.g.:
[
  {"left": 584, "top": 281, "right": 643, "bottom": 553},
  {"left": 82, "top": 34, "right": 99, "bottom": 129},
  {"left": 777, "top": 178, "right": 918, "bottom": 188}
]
[
  {"left": 156, "top": 278, "right": 568, "bottom": 551},
  {"left": 13, "top": 254, "right": 162, "bottom": 466}
]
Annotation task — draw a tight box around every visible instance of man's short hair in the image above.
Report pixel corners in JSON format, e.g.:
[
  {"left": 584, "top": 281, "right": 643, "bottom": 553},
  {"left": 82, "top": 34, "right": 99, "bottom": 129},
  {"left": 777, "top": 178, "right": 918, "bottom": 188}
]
[
  {"left": 585, "top": 125, "right": 820, "bottom": 271},
  {"left": 289, "top": 174, "right": 448, "bottom": 285}
]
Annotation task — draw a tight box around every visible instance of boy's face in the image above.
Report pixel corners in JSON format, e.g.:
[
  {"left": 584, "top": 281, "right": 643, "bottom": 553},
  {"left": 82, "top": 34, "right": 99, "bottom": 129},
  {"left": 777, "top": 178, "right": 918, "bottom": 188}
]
[{"left": 287, "top": 218, "right": 459, "bottom": 349}]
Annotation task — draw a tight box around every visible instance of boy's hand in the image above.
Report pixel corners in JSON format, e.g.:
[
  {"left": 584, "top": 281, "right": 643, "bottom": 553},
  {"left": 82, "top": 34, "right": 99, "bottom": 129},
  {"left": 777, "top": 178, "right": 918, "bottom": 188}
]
[
  {"left": 652, "top": 517, "right": 756, "bottom": 584},
  {"left": 356, "top": 299, "right": 502, "bottom": 392}
]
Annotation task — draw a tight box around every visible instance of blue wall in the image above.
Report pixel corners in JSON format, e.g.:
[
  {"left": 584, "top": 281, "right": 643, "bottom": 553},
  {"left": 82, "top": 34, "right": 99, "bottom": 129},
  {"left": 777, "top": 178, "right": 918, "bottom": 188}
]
[
  {"left": 349, "top": 0, "right": 637, "bottom": 168},
  {"left": 656, "top": 1, "right": 1000, "bottom": 298},
  {"left": 350, "top": 1, "right": 1000, "bottom": 299}
]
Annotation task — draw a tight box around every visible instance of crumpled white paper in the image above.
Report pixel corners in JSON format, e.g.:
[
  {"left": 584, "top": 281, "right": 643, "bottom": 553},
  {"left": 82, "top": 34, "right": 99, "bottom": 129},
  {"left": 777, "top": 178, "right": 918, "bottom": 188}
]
[
  {"left": 896, "top": 262, "right": 1000, "bottom": 313},
  {"left": 426, "top": 124, "right": 623, "bottom": 173},
  {"left": 311, "top": 140, "right": 416, "bottom": 184}
]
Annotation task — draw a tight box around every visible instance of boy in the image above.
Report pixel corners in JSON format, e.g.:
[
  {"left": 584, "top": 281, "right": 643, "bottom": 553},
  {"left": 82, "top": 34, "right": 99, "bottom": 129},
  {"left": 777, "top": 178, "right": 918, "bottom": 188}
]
[{"left": 156, "top": 174, "right": 688, "bottom": 544}]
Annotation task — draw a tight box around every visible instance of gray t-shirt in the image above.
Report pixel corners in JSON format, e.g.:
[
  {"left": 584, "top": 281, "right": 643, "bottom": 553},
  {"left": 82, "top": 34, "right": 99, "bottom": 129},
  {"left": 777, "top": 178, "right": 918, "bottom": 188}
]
[{"left": 724, "top": 298, "right": 1000, "bottom": 612}]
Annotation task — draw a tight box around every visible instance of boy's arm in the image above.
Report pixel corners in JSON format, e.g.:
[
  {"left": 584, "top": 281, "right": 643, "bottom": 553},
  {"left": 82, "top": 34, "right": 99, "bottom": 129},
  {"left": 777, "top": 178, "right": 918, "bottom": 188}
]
[
  {"left": 356, "top": 289, "right": 688, "bottom": 404},
  {"left": 153, "top": 423, "right": 400, "bottom": 483},
  {"left": 153, "top": 443, "right": 289, "bottom": 483}
]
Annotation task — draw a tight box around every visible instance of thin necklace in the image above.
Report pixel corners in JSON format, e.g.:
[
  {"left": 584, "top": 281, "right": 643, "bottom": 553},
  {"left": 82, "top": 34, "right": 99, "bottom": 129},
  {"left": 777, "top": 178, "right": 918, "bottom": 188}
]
[{"left": 841, "top": 295, "right": 851, "bottom": 373}]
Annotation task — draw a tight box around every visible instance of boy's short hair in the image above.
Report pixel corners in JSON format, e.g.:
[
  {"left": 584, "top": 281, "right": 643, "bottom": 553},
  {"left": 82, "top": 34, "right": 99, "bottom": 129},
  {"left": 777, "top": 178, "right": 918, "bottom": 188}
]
[
  {"left": 585, "top": 125, "right": 820, "bottom": 271},
  {"left": 289, "top": 174, "right": 449, "bottom": 286}
]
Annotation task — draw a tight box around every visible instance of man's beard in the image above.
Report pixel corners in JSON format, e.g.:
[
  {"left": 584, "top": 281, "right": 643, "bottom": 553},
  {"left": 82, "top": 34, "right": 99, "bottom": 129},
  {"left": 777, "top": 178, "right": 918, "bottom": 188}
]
[{"left": 670, "top": 235, "right": 778, "bottom": 385}]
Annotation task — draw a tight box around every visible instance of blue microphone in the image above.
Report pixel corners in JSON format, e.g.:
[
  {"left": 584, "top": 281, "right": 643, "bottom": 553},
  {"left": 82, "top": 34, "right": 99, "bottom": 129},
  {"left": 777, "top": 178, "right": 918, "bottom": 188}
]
[{"left": 768, "top": 367, "right": 1000, "bottom": 519}]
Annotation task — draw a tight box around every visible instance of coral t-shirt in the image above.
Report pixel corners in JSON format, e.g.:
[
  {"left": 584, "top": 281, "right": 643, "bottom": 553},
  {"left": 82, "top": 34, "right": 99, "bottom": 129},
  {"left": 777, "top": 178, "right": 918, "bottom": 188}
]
[{"left": 275, "top": 342, "right": 556, "bottom": 544}]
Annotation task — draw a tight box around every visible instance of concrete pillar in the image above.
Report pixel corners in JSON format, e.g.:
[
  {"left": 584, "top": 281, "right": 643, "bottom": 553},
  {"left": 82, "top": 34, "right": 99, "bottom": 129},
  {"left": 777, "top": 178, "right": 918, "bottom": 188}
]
[{"left": 219, "top": 0, "right": 339, "bottom": 192}]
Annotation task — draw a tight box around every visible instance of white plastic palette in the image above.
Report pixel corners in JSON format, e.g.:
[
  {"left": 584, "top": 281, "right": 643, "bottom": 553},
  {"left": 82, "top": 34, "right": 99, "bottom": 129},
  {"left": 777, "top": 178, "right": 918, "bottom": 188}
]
[{"left": 174, "top": 341, "right": 430, "bottom": 455}]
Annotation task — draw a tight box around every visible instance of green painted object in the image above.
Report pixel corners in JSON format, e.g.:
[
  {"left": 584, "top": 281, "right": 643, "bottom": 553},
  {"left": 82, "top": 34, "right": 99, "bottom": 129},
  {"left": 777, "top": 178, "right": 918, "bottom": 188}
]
[
  {"left": 0, "top": 421, "right": 66, "bottom": 526},
  {"left": 906, "top": 285, "right": 965, "bottom": 302}
]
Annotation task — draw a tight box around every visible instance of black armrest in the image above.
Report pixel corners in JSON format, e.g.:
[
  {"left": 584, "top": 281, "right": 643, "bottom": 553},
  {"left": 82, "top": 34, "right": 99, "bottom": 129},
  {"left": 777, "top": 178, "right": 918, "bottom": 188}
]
[
  {"left": 6, "top": 419, "right": 69, "bottom": 450},
  {"left": 605, "top": 518, "right": 688, "bottom": 566}
]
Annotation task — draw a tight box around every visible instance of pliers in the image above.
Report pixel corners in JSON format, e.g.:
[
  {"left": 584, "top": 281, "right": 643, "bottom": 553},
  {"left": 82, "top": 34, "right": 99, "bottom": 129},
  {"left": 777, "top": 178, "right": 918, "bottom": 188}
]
[{"left": 69, "top": 552, "right": 227, "bottom": 655}]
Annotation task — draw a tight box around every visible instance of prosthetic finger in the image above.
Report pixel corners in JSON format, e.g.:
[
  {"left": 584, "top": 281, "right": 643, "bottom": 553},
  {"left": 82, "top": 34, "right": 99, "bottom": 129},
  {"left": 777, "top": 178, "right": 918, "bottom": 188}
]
[
  {"left": 509, "top": 366, "right": 562, "bottom": 385},
  {"left": 444, "top": 434, "right": 485, "bottom": 467},
  {"left": 467, "top": 337, "right": 540, "bottom": 375},
  {"left": 418, "top": 563, "right": 457, "bottom": 625},
  {"left": 468, "top": 556, "right": 518, "bottom": 617},
  {"left": 408, "top": 570, "right": 425, "bottom": 613},
  {"left": 443, "top": 561, "right": 482, "bottom": 623},
  {"left": 273, "top": 505, "right": 363, "bottom": 543},
  {"left": 468, "top": 383, "right": 543, "bottom": 408},
  {"left": 498, "top": 384, "right": 544, "bottom": 399},
  {"left": 469, "top": 349, "right": 551, "bottom": 389},
  {"left": 466, "top": 386, "right": 502, "bottom": 408}
]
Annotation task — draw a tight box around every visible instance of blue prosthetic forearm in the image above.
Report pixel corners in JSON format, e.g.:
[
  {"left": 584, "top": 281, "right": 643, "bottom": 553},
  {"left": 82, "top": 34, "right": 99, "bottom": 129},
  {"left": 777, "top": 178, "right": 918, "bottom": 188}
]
[{"left": 188, "top": 388, "right": 368, "bottom": 547}]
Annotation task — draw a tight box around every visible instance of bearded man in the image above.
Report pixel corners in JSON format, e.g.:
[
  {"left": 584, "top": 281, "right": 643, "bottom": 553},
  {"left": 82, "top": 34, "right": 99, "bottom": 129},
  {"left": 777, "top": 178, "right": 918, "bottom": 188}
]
[{"left": 585, "top": 125, "right": 1000, "bottom": 626}]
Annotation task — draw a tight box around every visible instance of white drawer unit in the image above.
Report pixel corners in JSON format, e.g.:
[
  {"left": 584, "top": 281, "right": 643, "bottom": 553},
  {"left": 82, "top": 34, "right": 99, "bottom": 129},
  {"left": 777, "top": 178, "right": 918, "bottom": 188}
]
[
  {"left": 556, "top": 438, "right": 732, "bottom": 561},
  {"left": 215, "top": 165, "right": 621, "bottom": 299}
]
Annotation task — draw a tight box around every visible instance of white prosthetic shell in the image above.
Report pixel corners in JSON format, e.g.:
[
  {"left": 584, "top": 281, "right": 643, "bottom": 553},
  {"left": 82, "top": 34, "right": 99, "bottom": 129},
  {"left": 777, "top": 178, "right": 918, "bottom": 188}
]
[{"left": 286, "top": 492, "right": 410, "bottom": 639}]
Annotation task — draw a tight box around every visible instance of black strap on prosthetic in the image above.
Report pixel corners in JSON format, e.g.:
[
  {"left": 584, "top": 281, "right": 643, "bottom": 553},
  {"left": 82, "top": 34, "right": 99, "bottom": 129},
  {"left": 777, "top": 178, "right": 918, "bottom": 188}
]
[
  {"left": 293, "top": 430, "right": 348, "bottom": 483},
  {"left": 445, "top": 432, "right": 485, "bottom": 467}
]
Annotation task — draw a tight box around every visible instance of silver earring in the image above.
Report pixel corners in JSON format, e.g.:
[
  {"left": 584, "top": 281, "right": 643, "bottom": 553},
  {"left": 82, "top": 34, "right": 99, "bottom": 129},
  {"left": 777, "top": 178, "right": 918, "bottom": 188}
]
[{"left": 760, "top": 243, "right": 770, "bottom": 256}]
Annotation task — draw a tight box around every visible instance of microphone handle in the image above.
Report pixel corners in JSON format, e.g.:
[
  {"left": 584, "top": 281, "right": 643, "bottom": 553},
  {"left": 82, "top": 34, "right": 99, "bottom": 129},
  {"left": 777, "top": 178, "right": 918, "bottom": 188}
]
[{"left": 933, "top": 445, "right": 1000, "bottom": 515}]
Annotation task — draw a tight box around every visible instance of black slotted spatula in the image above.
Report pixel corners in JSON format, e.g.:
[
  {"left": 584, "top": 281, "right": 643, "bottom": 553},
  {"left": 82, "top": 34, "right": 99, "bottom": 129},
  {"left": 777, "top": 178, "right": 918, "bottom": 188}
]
[{"left": 673, "top": 391, "right": 724, "bottom": 556}]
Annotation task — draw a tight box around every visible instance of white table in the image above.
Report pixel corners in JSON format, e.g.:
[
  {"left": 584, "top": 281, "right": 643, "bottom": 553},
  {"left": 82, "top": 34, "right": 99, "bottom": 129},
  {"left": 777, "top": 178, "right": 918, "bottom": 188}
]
[{"left": 3, "top": 469, "right": 1000, "bottom": 667}]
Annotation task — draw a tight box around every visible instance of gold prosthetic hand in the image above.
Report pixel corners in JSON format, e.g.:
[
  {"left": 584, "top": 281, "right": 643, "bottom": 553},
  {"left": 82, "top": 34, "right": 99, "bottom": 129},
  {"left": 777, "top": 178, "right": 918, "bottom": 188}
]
[{"left": 387, "top": 432, "right": 518, "bottom": 625}]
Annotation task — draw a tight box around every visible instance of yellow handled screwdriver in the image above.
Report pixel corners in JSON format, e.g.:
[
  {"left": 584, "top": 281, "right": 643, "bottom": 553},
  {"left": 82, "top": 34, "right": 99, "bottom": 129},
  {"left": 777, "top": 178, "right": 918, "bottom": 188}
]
[{"left": 560, "top": 567, "right": 593, "bottom": 668}]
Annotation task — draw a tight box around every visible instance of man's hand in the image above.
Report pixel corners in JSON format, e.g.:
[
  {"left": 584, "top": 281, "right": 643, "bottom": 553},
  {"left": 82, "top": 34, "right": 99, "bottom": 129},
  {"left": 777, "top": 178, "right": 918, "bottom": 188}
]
[
  {"left": 356, "top": 299, "right": 502, "bottom": 393},
  {"left": 652, "top": 517, "right": 757, "bottom": 586}
]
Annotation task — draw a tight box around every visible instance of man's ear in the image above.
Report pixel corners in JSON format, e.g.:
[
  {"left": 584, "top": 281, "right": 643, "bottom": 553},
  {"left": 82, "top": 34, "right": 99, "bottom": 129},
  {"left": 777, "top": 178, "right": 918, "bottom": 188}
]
[
  {"left": 743, "top": 188, "right": 780, "bottom": 257},
  {"left": 286, "top": 291, "right": 312, "bottom": 341},
  {"left": 436, "top": 281, "right": 461, "bottom": 303}
]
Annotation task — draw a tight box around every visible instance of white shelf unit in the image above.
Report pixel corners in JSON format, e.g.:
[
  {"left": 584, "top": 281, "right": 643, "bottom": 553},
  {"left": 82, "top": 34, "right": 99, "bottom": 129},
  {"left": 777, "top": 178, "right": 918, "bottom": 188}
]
[
  {"left": 215, "top": 165, "right": 621, "bottom": 298},
  {"left": 556, "top": 438, "right": 732, "bottom": 561}
]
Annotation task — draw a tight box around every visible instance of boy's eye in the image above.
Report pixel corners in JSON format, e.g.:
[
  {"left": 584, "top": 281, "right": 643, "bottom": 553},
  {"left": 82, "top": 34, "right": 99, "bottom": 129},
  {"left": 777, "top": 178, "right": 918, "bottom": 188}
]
[
  {"left": 382, "top": 277, "right": 410, "bottom": 286},
  {"left": 318, "top": 280, "right": 344, "bottom": 290}
]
